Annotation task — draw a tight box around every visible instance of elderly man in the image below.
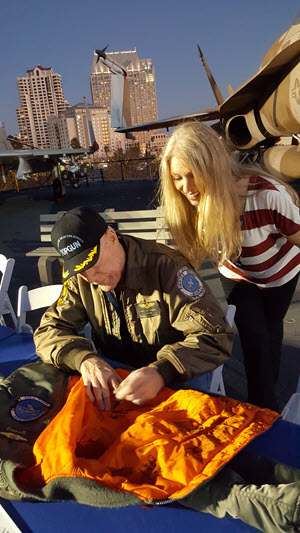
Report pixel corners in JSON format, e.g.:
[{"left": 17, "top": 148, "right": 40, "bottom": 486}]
[{"left": 34, "top": 206, "right": 232, "bottom": 410}]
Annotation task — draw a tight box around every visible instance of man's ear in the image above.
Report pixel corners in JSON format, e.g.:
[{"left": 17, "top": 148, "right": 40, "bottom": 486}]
[
  {"left": 106, "top": 226, "right": 117, "bottom": 243},
  {"left": 100, "top": 226, "right": 114, "bottom": 247}
]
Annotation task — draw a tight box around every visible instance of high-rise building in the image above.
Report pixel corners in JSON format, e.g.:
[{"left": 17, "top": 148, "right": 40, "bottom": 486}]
[
  {"left": 90, "top": 49, "right": 158, "bottom": 147},
  {"left": 147, "top": 132, "right": 168, "bottom": 155},
  {"left": 16, "top": 65, "right": 68, "bottom": 149},
  {"left": 47, "top": 103, "right": 125, "bottom": 158}
]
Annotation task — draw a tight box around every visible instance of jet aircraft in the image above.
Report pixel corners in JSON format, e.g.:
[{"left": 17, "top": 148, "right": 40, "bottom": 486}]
[
  {"left": 95, "top": 46, "right": 128, "bottom": 76},
  {"left": 101, "top": 22, "right": 300, "bottom": 181},
  {"left": 0, "top": 121, "right": 97, "bottom": 184}
]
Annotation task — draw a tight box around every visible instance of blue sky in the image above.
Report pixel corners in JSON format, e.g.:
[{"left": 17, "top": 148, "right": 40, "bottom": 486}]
[{"left": 0, "top": 0, "right": 299, "bottom": 135}]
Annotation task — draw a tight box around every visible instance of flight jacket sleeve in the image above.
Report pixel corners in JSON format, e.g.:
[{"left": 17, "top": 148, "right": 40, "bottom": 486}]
[
  {"left": 149, "top": 258, "right": 233, "bottom": 382},
  {"left": 34, "top": 277, "right": 96, "bottom": 372}
]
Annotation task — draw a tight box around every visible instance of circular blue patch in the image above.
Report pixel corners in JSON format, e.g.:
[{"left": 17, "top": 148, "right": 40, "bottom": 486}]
[
  {"left": 182, "top": 274, "right": 200, "bottom": 293},
  {"left": 177, "top": 267, "right": 206, "bottom": 299},
  {"left": 11, "top": 396, "right": 51, "bottom": 422}
]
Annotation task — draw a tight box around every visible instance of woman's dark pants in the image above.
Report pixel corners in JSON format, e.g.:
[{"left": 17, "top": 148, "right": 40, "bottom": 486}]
[{"left": 219, "top": 273, "right": 299, "bottom": 411}]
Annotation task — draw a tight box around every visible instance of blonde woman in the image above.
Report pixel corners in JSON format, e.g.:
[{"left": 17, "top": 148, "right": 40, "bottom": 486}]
[{"left": 160, "top": 121, "right": 300, "bottom": 411}]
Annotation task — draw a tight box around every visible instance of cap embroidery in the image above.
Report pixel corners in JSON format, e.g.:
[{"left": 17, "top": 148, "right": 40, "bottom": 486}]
[
  {"left": 62, "top": 268, "right": 69, "bottom": 279},
  {"left": 57, "top": 234, "right": 83, "bottom": 249},
  {"left": 74, "top": 245, "right": 98, "bottom": 272},
  {"left": 57, "top": 279, "right": 69, "bottom": 306}
]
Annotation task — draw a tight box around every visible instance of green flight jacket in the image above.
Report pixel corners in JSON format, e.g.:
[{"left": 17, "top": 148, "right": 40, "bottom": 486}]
[{"left": 34, "top": 235, "right": 233, "bottom": 384}]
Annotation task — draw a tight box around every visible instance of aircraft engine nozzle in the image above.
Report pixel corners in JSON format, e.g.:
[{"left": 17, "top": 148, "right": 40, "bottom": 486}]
[
  {"left": 225, "top": 62, "right": 300, "bottom": 150},
  {"left": 262, "top": 145, "right": 300, "bottom": 182},
  {"left": 225, "top": 111, "right": 265, "bottom": 150}
]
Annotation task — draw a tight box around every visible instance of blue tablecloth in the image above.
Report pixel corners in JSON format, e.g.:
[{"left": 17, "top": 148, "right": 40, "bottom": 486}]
[
  {"left": 247, "top": 417, "right": 300, "bottom": 467},
  {"left": 0, "top": 324, "right": 17, "bottom": 342},
  {"left": 0, "top": 499, "right": 257, "bottom": 533},
  {"left": 0, "top": 327, "right": 39, "bottom": 377},
  {"left": 0, "top": 325, "right": 299, "bottom": 533}
]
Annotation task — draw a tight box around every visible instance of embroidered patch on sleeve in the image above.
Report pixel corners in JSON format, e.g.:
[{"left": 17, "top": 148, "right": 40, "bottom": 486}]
[
  {"left": 177, "top": 267, "right": 206, "bottom": 300},
  {"left": 11, "top": 396, "right": 51, "bottom": 422},
  {"left": 135, "top": 301, "right": 161, "bottom": 318}
]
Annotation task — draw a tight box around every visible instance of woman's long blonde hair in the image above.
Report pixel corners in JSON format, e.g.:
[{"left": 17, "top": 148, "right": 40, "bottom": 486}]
[{"left": 159, "top": 121, "right": 298, "bottom": 268}]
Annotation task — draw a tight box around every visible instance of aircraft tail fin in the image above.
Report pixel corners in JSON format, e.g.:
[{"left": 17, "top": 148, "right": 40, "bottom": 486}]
[
  {"left": 197, "top": 44, "right": 224, "bottom": 105},
  {"left": 110, "top": 64, "right": 131, "bottom": 129},
  {"left": 16, "top": 157, "right": 32, "bottom": 180},
  {"left": 227, "top": 84, "right": 234, "bottom": 96}
]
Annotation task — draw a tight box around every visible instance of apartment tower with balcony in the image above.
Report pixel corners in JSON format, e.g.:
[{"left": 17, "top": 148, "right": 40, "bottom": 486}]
[{"left": 16, "top": 65, "right": 68, "bottom": 148}]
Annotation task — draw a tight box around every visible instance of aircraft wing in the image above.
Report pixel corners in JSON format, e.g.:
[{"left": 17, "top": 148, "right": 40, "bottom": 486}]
[
  {"left": 220, "top": 33, "right": 300, "bottom": 118},
  {"left": 115, "top": 107, "right": 220, "bottom": 134},
  {"left": 0, "top": 148, "right": 91, "bottom": 161},
  {"left": 0, "top": 147, "right": 93, "bottom": 178},
  {"left": 0, "top": 148, "right": 91, "bottom": 168}
]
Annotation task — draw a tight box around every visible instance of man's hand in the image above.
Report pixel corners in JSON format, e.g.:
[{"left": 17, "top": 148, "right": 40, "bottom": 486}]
[
  {"left": 114, "top": 366, "right": 164, "bottom": 406},
  {"left": 80, "top": 356, "right": 123, "bottom": 410}
]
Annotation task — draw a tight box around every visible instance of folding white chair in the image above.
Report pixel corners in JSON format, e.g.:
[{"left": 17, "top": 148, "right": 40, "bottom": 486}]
[
  {"left": 17, "top": 284, "right": 63, "bottom": 334},
  {"left": 281, "top": 375, "right": 300, "bottom": 425},
  {"left": 0, "top": 254, "right": 17, "bottom": 328},
  {"left": 209, "top": 304, "right": 236, "bottom": 395}
]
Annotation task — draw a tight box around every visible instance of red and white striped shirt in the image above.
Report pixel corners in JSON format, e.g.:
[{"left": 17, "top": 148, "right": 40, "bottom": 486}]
[{"left": 219, "top": 175, "right": 300, "bottom": 288}]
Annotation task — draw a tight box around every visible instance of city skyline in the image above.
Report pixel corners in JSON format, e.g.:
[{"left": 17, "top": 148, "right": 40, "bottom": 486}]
[
  {"left": 0, "top": 0, "right": 299, "bottom": 136},
  {"left": 14, "top": 47, "right": 161, "bottom": 154}
]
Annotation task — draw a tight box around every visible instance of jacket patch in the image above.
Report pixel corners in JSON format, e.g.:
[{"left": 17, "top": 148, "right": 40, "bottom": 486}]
[
  {"left": 0, "top": 430, "right": 28, "bottom": 442},
  {"left": 135, "top": 301, "right": 161, "bottom": 318},
  {"left": 177, "top": 267, "right": 206, "bottom": 300},
  {"left": 11, "top": 396, "right": 51, "bottom": 422}
]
